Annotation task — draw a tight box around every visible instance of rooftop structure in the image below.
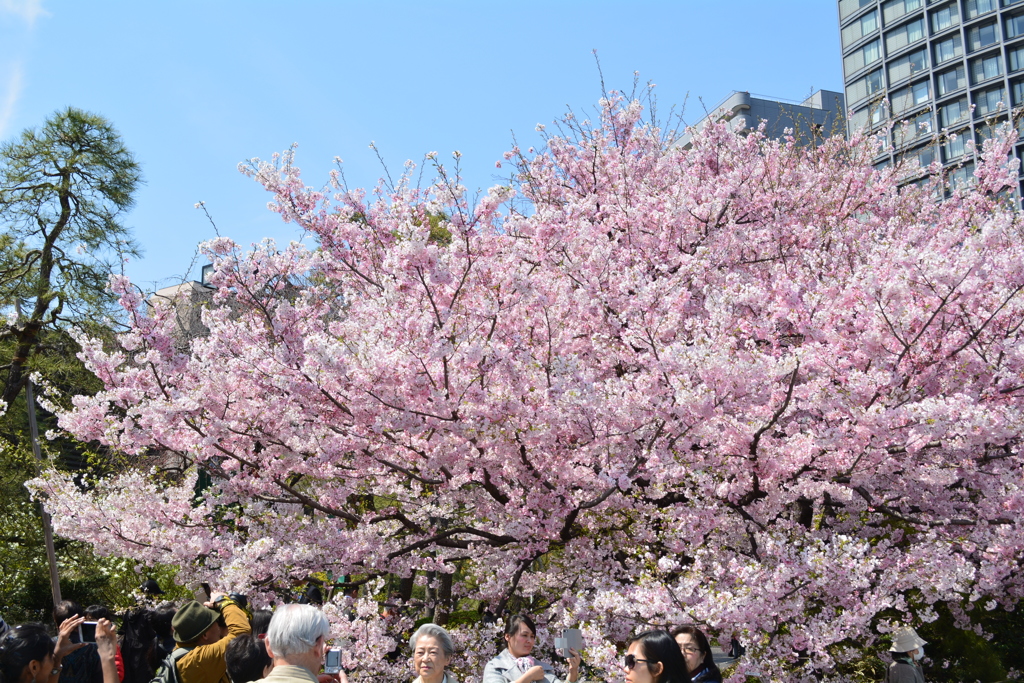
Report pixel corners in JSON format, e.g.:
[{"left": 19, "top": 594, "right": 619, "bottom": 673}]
[{"left": 677, "top": 89, "right": 846, "bottom": 149}]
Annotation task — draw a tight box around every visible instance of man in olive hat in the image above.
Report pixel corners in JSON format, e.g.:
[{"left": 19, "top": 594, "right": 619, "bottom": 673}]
[{"left": 171, "top": 593, "right": 251, "bottom": 683}]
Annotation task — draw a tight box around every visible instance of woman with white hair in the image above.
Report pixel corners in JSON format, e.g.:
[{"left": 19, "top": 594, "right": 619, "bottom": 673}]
[
  {"left": 885, "top": 627, "right": 926, "bottom": 683},
  {"left": 409, "top": 624, "right": 456, "bottom": 683}
]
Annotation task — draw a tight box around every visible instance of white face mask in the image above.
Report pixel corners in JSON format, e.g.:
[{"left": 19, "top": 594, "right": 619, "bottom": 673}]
[{"left": 913, "top": 647, "right": 924, "bottom": 661}]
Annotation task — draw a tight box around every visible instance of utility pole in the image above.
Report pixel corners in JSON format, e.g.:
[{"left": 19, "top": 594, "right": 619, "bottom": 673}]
[{"left": 26, "top": 378, "right": 62, "bottom": 606}]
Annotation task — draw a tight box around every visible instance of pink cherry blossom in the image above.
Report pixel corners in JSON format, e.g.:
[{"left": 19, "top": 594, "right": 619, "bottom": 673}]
[{"left": 29, "top": 95, "right": 1024, "bottom": 682}]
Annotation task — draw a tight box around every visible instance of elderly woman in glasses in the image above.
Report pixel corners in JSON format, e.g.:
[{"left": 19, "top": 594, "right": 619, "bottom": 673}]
[
  {"left": 623, "top": 630, "right": 690, "bottom": 683},
  {"left": 482, "top": 615, "right": 581, "bottom": 683},
  {"left": 670, "top": 627, "right": 720, "bottom": 683},
  {"left": 410, "top": 624, "right": 457, "bottom": 683}
]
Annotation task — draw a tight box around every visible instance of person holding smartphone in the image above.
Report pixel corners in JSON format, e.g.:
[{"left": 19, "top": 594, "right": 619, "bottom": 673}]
[
  {"left": 0, "top": 616, "right": 119, "bottom": 683},
  {"left": 260, "top": 605, "right": 347, "bottom": 683},
  {"left": 52, "top": 602, "right": 100, "bottom": 683},
  {"left": 482, "top": 615, "right": 581, "bottom": 683},
  {"left": 172, "top": 592, "right": 251, "bottom": 683}
]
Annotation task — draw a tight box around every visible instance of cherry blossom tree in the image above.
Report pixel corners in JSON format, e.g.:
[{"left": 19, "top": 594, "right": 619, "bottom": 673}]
[{"left": 30, "top": 96, "right": 1024, "bottom": 681}]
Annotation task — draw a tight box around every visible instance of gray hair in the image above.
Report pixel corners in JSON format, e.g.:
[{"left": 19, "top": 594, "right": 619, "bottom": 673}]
[
  {"left": 409, "top": 623, "right": 455, "bottom": 658},
  {"left": 266, "top": 604, "right": 331, "bottom": 658}
]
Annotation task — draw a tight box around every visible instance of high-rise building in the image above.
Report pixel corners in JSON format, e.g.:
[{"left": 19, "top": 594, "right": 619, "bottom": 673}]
[{"left": 838, "top": 0, "right": 1024, "bottom": 192}]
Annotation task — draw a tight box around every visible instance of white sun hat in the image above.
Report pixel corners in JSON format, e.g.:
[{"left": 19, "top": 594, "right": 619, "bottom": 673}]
[{"left": 889, "top": 626, "right": 927, "bottom": 653}]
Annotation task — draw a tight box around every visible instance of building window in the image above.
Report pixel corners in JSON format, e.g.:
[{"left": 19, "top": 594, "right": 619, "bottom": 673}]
[
  {"left": 943, "top": 133, "right": 968, "bottom": 161},
  {"left": 975, "top": 121, "right": 1004, "bottom": 143},
  {"left": 892, "top": 80, "right": 931, "bottom": 115},
  {"left": 937, "top": 65, "right": 967, "bottom": 95},
  {"left": 851, "top": 102, "right": 888, "bottom": 131},
  {"left": 844, "top": 39, "right": 882, "bottom": 73},
  {"left": 889, "top": 48, "right": 929, "bottom": 83},
  {"left": 886, "top": 18, "right": 926, "bottom": 53},
  {"left": 1013, "top": 78, "right": 1024, "bottom": 104},
  {"left": 965, "top": 0, "right": 997, "bottom": 18},
  {"left": 840, "top": 0, "right": 876, "bottom": 21},
  {"left": 1006, "top": 13, "right": 1024, "bottom": 38},
  {"left": 911, "top": 144, "right": 937, "bottom": 167},
  {"left": 895, "top": 110, "right": 934, "bottom": 147},
  {"left": 930, "top": 4, "right": 959, "bottom": 32},
  {"left": 970, "top": 53, "right": 1003, "bottom": 83},
  {"left": 973, "top": 86, "right": 1006, "bottom": 115},
  {"left": 848, "top": 68, "right": 886, "bottom": 103},
  {"left": 967, "top": 22, "right": 999, "bottom": 52},
  {"left": 949, "top": 163, "right": 975, "bottom": 190},
  {"left": 842, "top": 10, "right": 880, "bottom": 47},
  {"left": 883, "top": 0, "right": 925, "bottom": 24},
  {"left": 934, "top": 34, "right": 963, "bottom": 64},
  {"left": 1010, "top": 45, "right": 1024, "bottom": 72},
  {"left": 940, "top": 97, "right": 970, "bottom": 127}
]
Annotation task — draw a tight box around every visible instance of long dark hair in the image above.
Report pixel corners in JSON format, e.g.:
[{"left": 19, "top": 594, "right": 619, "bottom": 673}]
[
  {"left": 629, "top": 630, "right": 691, "bottom": 683},
  {"left": 0, "top": 624, "right": 54, "bottom": 683},
  {"left": 669, "top": 626, "right": 720, "bottom": 682}
]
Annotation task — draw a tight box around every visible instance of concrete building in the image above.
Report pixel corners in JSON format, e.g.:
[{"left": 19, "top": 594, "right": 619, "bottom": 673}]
[
  {"left": 838, "top": 0, "right": 1024, "bottom": 191},
  {"left": 677, "top": 89, "right": 846, "bottom": 149}
]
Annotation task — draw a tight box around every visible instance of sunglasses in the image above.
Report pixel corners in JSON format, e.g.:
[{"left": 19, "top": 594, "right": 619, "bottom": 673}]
[{"left": 623, "top": 654, "right": 651, "bottom": 671}]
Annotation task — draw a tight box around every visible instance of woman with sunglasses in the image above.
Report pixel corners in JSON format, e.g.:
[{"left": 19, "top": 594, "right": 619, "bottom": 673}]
[
  {"left": 482, "top": 615, "right": 581, "bottom": 683},
  {"left": 623, "top": 631, "right": 690, "bottom": 683},
  {"left": 669, "top": 627, "right": 720, "bottom": 683}
]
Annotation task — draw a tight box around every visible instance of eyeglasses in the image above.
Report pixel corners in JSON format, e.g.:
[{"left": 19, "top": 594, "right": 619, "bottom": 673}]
[
  {"left": 623, "top": 654, "right": 651, "bottom": 671},
  {"left": 681, "top": 646, "right": 702, "bottom": 654}
]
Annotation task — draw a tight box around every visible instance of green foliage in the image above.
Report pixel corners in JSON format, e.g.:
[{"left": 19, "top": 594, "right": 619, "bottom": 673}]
[
  {"left": 0, "top": 108, "right": 144, "bottom": 623},
  {"left": 917, "top": 603, "right": 1016, "bottom": 683},
  {"left": 0, "top": 106, "right": 141, "bottom": 408}
]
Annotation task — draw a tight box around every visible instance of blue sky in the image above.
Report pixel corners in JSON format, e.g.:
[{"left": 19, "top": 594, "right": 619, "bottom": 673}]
[{"left": 1, "top": 1, "right": 843, "bottom": 291}]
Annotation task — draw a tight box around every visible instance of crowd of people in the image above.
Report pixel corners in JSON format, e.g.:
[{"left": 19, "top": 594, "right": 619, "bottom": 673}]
[{"left": 0, "top": 589, "right": 930, "bottom": 683}]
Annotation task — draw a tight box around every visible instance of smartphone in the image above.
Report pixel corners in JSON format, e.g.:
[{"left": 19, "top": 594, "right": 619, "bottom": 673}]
[
  {"left": 324, "top": 647, "right": 342, "bottom": 674},
  {"left": 191, "top": 581, "right": 211, "bottom": 603},
  {"left": 78, "top": 621, "right": 98, "bottom": 643},
  {"left": 554, "top": 628, "right": 583, "bottom": 656}
]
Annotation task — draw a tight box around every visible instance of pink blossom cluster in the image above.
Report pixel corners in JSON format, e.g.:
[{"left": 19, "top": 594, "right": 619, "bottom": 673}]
[{"left": 29, "top": 96, "right": 1024, "bottom": 681}]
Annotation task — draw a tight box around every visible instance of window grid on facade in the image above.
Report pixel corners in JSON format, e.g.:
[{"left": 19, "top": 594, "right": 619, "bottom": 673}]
[
  {"left": 966, "top": 0, "right": 998, "bottom": 17},
  {"left": 841, "top": 0, "right": 1024, "bottom": 190},
  {"left": 931, "top": 3, "right": 960, "bottom": 30},
  {"left": 967, "top": 22, "right": 1000, "bottom": 52},
  {"left": 883, "top": 0, "right": 925, "bottom": 23},
  {"left": 934, "top": 34, "right": 963, "bottom": 64},
  {"left": 943, "top": 133, "right": 968, "bottom": 161},
  {"left": 938, "top": 65, "right": 967, "bottom": 94},
  {"left": 845, "top": 39, "right": 883, "bottom": 73},
  {"left": 970, "top": 53, "right": 1003, "bottom": 83},
  {"left": 1010, "top": 45, "right": 1024, "bottom": 72},
  {"left": 842, "top": 10, "right": 880, "bottom": 47},
  {"left": 1006, "top": 13, "right": 1024, "bottom": 38},
  {"left": 973, "top": 85, "right": 1006, "bottom": 114},
  {"left": 886, "top": 17, "right": 927, "bottom": 52},
  {"left": 890, "top": 48, "right": 929, "bottom": 82}
]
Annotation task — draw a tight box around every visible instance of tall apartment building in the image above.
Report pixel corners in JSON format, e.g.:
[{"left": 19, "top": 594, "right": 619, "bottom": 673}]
[{"left": 838, "top": 0, "right": 1024, "bottom": 192}]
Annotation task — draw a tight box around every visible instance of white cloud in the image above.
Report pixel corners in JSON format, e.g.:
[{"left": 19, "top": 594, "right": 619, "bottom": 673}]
[
  {"left": 1, "top": 0, "right": 50, "bottom": 27},
  {"left": 0, "top": 63, "right": 24, "bottom": 140}
]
